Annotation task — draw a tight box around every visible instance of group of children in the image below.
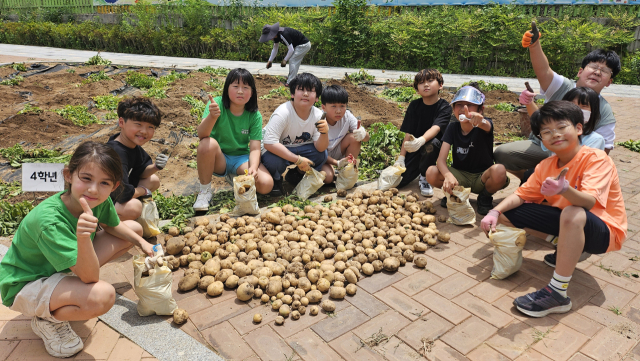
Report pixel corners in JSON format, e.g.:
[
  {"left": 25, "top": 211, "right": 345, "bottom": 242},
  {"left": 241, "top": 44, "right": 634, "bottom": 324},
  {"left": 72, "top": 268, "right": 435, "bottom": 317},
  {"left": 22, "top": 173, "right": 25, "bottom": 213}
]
[{"left": 0, "top": 22, "right": 629, "bottom": 359}]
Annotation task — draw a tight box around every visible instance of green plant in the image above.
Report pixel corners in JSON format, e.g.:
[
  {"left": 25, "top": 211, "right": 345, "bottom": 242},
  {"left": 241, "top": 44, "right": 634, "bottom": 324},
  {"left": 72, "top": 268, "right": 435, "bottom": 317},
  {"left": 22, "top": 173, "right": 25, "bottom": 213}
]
[
  {"left": 81, "top": 70, "right": 111, "bottom": 84},
  {"left": 12, "top": 63, "right": 27, "bottom": 71},
  {"left": 535, "top": 98, "right": 545, "bottom": 105},
  {"left": 0, "top": 200, "right": 34, "bottom": 236},
  {"left": 153, "top": 191, "right": 196, "bottom": 231},
  {"left": 85, "top": 52, "right": 112, "bottom": 66},
  {"left": 205, "top": 78, "right": 223, "bottom": 89},
  {"left": 609, "top": 306, "right": 622, "bottom": 315},
  {"left": 345, "top": 69, "right": 375, "bottom": 83},
  {"left": 0, "top": 181, "right": 22, "bottom": 200},
  {"left": 380, "top": 87, "right": 421, "bottom": 103},
  {"left": 55, "top": 105, "right": 102, "bottom": 126},
  {"left": 270, "top": 194, "right": 316, "bottom": 209},
  {"left": 457, "top": 80, "right": 509, "bottom": 92},
  {"left": 0, "top": 144, "right": 71, "bottom": 168},
  {"left": 92, "top": 95, "right": 121, "bottom": 110},
  {"left": 105, "top": 111, "right": 118, "bottom": 120},
  {"left": 183, "top": 95, "right": 206, "bottom": 119},
  {"left": 18, "top": 103, "right": 43, "bottom": 114},
  {"left": 146, "top": 87, "right": 167, "bottom": 99},
  {"left": 259, "top": 86, "right": 290, "bottom": 100},
  {"left": 207, "top": 191, "right": 236, "bottom": 214},
  {"left": 1, "top": 76, "right": 23, "bottom": 86},
  {"left": 617, "top": 140, "right": 640, "bottom": 153},
  {"left": 359, "top": 122, "right": 405, "bottom": 180},
  {"left": 198, "top": 66, "right": 230, "bottom": 77},
  {"left": 492, "top": 102, "right": 517, "bottom": 112},
  {"left": 125, "top": 71, "right": 155, "bottom": 89},
  {"left": 397, "top": 74, "right": 412, "bottom": 84},
  {"left": 66, "top": 69, "right": 76, "bottom": 74},
  {"left": 179, "top": 125, "right": 198, "bottom": 136}
]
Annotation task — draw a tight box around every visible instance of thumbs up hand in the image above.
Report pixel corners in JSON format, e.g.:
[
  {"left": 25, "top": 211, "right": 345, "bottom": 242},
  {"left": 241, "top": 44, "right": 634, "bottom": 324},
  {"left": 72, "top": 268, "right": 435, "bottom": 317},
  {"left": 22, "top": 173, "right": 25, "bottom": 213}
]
[
  {"left": 207, "top": 95, "right": 221, "bottom": 121},
  {"left": 541, "top": 173, "right": 570, "bottom": 196},
  {"left": 77, "top": 198, "right": 98, "bottom": 239},
  {"left": 522, "top": 21, "right": 541, "bottom": 48}
]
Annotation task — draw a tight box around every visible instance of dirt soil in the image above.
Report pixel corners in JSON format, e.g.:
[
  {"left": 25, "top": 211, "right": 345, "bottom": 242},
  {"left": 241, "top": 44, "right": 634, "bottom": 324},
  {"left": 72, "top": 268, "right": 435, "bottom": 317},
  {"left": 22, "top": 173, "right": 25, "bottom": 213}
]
[{"left": 0, "top": 63, "right": 521, "bottom": 202}]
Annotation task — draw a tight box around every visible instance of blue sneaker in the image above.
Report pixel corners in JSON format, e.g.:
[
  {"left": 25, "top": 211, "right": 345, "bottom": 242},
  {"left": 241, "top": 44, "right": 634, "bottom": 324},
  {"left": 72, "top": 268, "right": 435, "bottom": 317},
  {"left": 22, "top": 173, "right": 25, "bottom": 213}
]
[{"left": 513, "top": 286, "right": 572, "bottom": 317}]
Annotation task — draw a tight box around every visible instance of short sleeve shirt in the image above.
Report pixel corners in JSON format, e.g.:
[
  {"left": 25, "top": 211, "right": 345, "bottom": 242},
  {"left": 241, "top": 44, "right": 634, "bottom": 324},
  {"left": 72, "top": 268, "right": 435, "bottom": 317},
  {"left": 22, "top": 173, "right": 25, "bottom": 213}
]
[
  {"left": 274, "top": 27, "right": 309, "bottom": 48},
  {"left": 400, "top": 98, "right": 452, "bottom": 141},
  {"left": 202, "top": 96, "right": 263, "bottom": 156},
  {"left": 442, "top": 119, "right": 495, "bottom": 174},
  {"left": 0, "top": 192, "right": 121, "bottom": 306},
  {"left": 107, "top": 134, "right": 153, "bottom": 204},
  {"left": 327, "top": 110, "right": 358, "bottom": 152},
  {"left": 515, "top": 146, "right": 627, "bottom": 252},
  {"left": 262, "top": 101, "right": 324, "bottom": 152}
]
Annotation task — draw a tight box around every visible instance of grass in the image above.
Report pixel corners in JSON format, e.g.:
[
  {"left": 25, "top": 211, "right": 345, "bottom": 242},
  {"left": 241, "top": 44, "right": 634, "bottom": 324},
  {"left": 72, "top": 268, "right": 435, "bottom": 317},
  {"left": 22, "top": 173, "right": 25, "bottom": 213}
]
[
  {"left": 0, "top": 144, "right": 71, "bottom": 168},
  {"left": 594, "top": 262, "right": 639, "bottom": 278},
  {"left": 617, "top": 140, "right": 640, "bottom": 153},
  {"left": 531, "top": 328, "right": 554, "bottom": 347},
  {"left": 182, "top": 95, "right": 206, "bottom": 119},
  {"left": 198, "top": 66, "right": 230, "bottom": 77},
  {"left": 92, "top": 95, "right": 121, "bottom": 111},
  {"left": 18, "top": 103, "right": 43, "bottom": 115},
  {"left": 457, "top": 80, "right": 508, "bottom": 92},
  {"left": 380, "top": 86, "right": 421, "bottom": 103},
  {"left": 85, "top": 52, "right": 112, "bottom": 66},
  {"left": 55, "top": 105, "right": 102, "bottom": 126},
  {"left": 259, "top": 86, "right": 290, "bottom": 100},
  {"left": 80, "top": 70, "right": 111, "bottom": 85},
  {"left": 345, "top": 69, "right": 375, "bottom": 83},
  {"left": 1, "top": 76, "right": 24, "bottom": 86},
  {"left": 492, "top": 102, "right": 517, "bottom": 112}
]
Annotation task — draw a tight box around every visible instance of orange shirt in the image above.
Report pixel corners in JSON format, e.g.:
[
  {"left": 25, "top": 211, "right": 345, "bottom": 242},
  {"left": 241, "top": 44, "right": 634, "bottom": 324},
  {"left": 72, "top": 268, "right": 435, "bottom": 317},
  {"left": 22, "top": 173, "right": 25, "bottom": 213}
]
[{"left": 515, "top": 146, "right": 627, "bottom": 252}]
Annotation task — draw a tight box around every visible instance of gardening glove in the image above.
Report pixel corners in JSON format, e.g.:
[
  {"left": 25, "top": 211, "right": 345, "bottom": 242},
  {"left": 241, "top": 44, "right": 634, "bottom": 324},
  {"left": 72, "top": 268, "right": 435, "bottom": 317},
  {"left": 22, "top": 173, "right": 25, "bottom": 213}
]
[
  {"left": 405, "top": 136, "right": 426, "bottom": 153},
  {"left": 266, "top": 61, "right": 272, "bottom": 69},
  {"left": 394, "top": 155, "right": 405, "bottom": 169},
  {"left": 281, "top": 60, "right": 287, "bottom": 67},
  {"left": 315, "top": 118, "right": 329, "bottom": 134},
  {"left": 481, "top": 209, "right": 500, "bottom": 235},
  {"left": 519, "top": 89, "right": 535, "bottom": 105},
  {"left": 296, "top": 156, "right": 314, "bottom": 172},
  {"left": 540, "top": 174, "right": 569, "bottom": 196},
  {"left": 522, "top": 21, "right": 541, "bottom": 48},
  {"left": 352, "top": 126, "right": 367, "bottom": 142},
  {"left": 155, "top": 153, "right": 169, "bottom": 170}
]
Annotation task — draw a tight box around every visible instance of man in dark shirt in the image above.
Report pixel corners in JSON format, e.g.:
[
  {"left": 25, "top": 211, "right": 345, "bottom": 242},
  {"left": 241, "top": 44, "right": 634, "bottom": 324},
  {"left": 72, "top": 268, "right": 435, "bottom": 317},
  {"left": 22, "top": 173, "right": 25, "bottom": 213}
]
[
  {"left": 394, "top": 69, "right": 452, "bottom": 195},
  {"left": 107, "top": 97, "right": 167, "bottom": 221},
  {"left": 260, "top": 22, "right": 311, "bottom": 86},
  {"left": 426, "top": 84, "right": 510, "bottom": 215}
]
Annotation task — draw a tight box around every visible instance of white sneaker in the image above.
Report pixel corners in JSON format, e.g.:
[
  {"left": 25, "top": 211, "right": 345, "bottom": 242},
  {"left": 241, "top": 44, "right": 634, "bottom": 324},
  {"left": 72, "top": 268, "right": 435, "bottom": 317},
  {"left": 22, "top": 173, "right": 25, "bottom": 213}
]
[
  {"left": 193, "top": 187, "right": 213, "bottom": 211},
  {"left": 419, "top": 177, "right": 434, "bottom": 197},
  {"left": 31, "top": 317, "right": 83, "bottom": 358}
]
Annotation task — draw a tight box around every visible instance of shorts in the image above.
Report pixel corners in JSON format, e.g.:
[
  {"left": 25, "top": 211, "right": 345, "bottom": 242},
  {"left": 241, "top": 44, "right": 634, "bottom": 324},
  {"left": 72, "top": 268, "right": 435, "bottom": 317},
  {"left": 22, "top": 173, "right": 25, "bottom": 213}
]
[
  {"left": 448, "top": 166, "right": 510, "bottom": 194},
  {"left": 213, "top": 153, "right": 250, "bottom": 178},
  {"left": 503, "top": 203, "right": 610, "bottom": 254},
  {"left": 328, "top": 146, "right": 345, "bottom": 161},
  {"left": 10, "top": 273, "right": 71, "bottom": 320}
]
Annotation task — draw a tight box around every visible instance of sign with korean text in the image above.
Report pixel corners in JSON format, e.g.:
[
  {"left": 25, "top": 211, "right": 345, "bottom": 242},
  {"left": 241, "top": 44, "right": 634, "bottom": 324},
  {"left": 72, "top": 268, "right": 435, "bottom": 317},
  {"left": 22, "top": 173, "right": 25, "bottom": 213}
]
[{"left": 22, "top": 163, "right": 65, "bottom": 192}]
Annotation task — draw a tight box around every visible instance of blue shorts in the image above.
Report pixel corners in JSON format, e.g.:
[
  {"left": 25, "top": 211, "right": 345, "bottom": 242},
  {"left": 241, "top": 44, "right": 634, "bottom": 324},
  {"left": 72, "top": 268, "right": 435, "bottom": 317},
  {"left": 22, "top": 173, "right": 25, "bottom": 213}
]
[{"left": 213, "top": 153, "right": 249, "bottom": 177}]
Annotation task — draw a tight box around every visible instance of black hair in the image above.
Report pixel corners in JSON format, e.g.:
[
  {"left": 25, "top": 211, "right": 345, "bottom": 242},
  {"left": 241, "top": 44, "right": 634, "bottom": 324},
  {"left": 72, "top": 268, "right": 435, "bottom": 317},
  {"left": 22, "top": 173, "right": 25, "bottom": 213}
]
[
  {"left": 581, "top": 49, "right": 621, "bottom": 78},
  {"left": 117, "top": 97, "right": 162, "bottom": 127},
  {"left": 414, "top": 68, "right": 444, "bottom": 90},
  {"left": 320, "top": 85, "right": 348, "bottom": 105},
  {"left": 65, "top": 141, "right": 123, "bottom": 194},
  {"left": 222, "top": 68, "right": 259, "bottom": 113},
  {"left": 530, "top": 101, "right": 584, "bottom": 140},
  {"left": 288, "top": 73, "right": 322, "bottom": 98},
  {"left": 561, "top": 87, "right": 600, "bottom": 136}
]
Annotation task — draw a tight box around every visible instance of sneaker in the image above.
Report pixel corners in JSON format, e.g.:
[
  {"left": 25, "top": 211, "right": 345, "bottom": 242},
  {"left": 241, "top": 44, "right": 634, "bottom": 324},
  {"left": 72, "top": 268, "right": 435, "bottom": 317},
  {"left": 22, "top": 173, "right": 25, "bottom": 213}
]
[
  {"left": 270, "top": 178, "right": 284, "bottom": 197},
  {"left": 193, "top": 187, "right": 213, "bottom": 211},
  {"left": 513, "top": 286, "right": 572, "bottom": 318},
  {"left": 544, "top": 250, "right": 592, "bottom": 268},
  {"left": 419, "top": 177, "right": 434, "bottom": 197},
  {"left": 440, "top": 197, "right": 447, "bottom": 208},
  {"left": 477, "top": 191, "right": 494, "bottom": 216},
  {"left": 285, "top": 169, "right": 304, "bottom": 186},
  {"left": 31, "top": 317, "right": 83, "bottom": 358}
]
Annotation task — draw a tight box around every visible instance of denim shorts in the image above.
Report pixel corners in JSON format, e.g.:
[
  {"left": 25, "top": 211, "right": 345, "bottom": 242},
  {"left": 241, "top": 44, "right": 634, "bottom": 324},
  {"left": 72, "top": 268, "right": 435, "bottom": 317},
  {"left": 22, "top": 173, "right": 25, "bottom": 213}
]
[{"left": 213, "top": 153, "right": 250, "bottom": 177}]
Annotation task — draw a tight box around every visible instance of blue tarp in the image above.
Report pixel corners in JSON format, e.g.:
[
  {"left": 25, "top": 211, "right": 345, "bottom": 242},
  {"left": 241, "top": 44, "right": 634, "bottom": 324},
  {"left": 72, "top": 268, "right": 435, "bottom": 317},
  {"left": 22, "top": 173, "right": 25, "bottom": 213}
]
[{"left": 205, "top": 0, "right": 638, "bottom": 5}]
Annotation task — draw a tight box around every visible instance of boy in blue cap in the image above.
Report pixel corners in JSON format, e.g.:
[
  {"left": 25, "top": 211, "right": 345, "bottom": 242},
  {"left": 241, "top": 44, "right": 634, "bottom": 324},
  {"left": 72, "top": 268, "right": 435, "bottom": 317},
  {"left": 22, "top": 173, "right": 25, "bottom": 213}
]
[{"left": 425, "top": 83, "right": 509, "bottom": 215}]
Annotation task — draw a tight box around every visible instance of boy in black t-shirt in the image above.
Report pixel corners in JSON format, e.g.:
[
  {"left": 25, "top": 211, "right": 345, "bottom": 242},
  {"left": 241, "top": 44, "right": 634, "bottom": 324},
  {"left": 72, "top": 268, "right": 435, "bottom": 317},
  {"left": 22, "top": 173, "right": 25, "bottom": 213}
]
[
  {"left": 259, "top": 22, "right": 311, "bottom": 86},
  {"left": 106, "top": 97, "right": 168, "bottom": 221},
  {"left": 425, "top": 83, "right": 509, "bottom": 215},
  {"left": 394, "top": 69, "right": 452, "bottom": 196}
]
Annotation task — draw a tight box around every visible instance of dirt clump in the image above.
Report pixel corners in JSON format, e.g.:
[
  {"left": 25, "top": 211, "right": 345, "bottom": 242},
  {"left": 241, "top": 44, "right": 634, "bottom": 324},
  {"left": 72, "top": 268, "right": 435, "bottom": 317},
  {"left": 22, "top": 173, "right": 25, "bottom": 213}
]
[{"left": 0, "top": 112, "right": 103, "bottom": 147}]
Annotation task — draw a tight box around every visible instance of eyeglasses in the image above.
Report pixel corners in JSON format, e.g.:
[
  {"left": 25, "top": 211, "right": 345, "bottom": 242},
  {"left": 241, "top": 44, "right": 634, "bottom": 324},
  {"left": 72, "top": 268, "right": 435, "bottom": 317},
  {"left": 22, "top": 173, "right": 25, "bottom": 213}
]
[
  {"left": 538, "top": 123, "right": 572, "bottom": 140},
  {"left": 585, "top": 63, "right": 612, "bottom": 76}
]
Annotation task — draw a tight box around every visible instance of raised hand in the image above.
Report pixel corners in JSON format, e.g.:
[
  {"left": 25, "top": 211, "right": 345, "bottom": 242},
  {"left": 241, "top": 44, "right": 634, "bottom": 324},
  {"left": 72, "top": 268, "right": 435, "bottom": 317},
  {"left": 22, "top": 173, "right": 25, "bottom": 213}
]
[
  {"left": 522, "top": 21, "right": 541, "bottom": 48},
  {"left": 77, "top": 198, "right": 98, "bottom": 239},
  {"left": 207, "top": 94, "right": 221, "bottom": 121}
]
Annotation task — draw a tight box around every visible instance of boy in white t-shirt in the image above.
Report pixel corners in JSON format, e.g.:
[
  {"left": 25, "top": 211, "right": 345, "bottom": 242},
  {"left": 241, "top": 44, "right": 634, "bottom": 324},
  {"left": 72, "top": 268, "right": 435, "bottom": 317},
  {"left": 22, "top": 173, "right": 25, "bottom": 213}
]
[
  {"left": 320, "top": 85, "right": 369, "bottom": 183},
  {"left": 261, "top": 73, "right": 330, "bottom": 196}
]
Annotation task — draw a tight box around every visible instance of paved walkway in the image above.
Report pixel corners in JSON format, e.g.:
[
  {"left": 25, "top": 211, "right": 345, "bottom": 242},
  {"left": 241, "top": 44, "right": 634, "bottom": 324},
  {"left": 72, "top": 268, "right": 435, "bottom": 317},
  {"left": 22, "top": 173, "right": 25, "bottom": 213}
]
[{"left": 1, "top": 44, "right": 640, "bottom": 98}]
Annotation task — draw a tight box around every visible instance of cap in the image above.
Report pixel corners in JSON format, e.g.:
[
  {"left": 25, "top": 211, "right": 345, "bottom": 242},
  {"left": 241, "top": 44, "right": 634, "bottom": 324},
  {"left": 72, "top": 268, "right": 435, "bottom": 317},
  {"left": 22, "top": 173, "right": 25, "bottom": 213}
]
[{"left": 451, "top": 86, "right": 485, "bottom": 106}]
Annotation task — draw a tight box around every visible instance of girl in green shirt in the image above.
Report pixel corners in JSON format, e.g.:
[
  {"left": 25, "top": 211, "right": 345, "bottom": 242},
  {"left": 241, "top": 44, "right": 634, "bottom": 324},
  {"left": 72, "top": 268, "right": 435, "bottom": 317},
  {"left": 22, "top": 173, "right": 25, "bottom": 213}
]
[{"left": 0, "top": 141, "right": 154, "bottom": 358}]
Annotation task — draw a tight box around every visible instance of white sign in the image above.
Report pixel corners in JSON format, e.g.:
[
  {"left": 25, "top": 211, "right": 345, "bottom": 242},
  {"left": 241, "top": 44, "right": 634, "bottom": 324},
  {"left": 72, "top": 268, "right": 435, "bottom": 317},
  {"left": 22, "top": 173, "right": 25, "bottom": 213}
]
[{"left": 22, "top": 163, "right": 65, "bottom": 192}]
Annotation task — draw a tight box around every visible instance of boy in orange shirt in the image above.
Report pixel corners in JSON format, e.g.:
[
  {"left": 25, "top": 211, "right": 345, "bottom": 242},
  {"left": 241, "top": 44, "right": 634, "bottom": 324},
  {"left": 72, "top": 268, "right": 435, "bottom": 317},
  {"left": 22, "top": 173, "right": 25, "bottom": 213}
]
[{"left": 481, "top": 101, "right": 627, "bottom": 318}]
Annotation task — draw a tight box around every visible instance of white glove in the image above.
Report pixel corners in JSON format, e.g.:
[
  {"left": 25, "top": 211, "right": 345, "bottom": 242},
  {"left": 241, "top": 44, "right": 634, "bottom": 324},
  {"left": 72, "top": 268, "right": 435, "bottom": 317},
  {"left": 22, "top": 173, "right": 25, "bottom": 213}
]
[
  {"left": 394, "top": 155, "right": 405, "bottom": 169},
  {"left": 405, "top": 136, "right": 426, "bottom": 153},
  {"left": 352, "top": 126, "right": 367, "bottom": 142},
  {"left": 337, "top": 158, "right": 349, "bottom": 169},
  {"left": 155, "top": 153, "right": 169, "bottom": 170}
]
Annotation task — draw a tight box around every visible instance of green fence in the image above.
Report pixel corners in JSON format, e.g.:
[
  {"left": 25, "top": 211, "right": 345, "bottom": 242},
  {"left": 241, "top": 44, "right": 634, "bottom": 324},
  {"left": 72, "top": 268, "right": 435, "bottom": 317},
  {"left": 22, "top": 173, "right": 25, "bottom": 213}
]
[{"left": 1, "top": 0, "right": 93, "bottom": 14}]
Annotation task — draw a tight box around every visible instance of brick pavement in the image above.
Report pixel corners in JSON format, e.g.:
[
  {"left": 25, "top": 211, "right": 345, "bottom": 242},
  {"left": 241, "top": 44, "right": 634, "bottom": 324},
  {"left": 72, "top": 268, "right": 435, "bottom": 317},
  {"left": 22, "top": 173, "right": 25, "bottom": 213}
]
[{"left": 1, "top": 98, "right": 639, "bottom": 361}]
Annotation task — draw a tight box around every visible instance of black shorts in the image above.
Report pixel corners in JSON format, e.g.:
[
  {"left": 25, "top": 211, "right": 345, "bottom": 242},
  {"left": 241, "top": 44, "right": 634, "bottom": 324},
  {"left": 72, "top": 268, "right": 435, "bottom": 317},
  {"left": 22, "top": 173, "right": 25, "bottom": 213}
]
[{"left": 503, "top": 203, "right": 610, "bottom": 254}]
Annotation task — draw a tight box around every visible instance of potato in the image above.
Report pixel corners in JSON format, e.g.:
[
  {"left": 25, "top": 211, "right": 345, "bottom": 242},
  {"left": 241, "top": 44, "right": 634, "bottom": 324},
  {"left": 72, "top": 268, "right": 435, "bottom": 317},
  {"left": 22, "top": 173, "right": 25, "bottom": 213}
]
[
  {"left": 275, "top": 316, "right": 285, "bottom": 325},
  {"left": 437, "top": 232, "right": 450, "bottom": 243},
  {"left": 198, "top": 275, "right": 216, "bottom": 290},
  {"left": 266, "top": 213, "right": 281, "bottom": 225},
  {"left": 272, "top": 299, "right": 283, "bottom": 310},
  {"left": 306, "top": 290, "right": 322, "bottom": 303},
  {"left": 346, "top": 284, "right": 357, "bottom": 296},
  {"left": 300, "top": 297, "right": 309, "bottom": 306},
  {"left": 215, "top": 269, "right": 233, "bottom": 283},
  {"left": 237, "top": 282, "right": 254, "bottom": 301},
  {"left": 225, "top": 275, "right": 239, "bottom": 288},
  {"left": 437, "top": 215, "right": 447, "bottom": 223},
  {"left": 266, "top": 279, "right": 283, "bottom": 296},
  {"left": 361, "top": 263, "right": 374, "bottom": 276},
  {"left": 184, "top": 268, "right": 201, "bottom": 279},
  {"left": 253, "top": 314, "right": 262, "bottom": 323},
  {"left": 279, "top": 304, "right": 291, "bottom": 318},
  {"left": 200, "top": 251, "right": 212, "bottom": 263},
  {"left": 317, "top": 278, "right": 331, "bottom": 292},
  {"left": 261, "top": 294, "right": 270, "bottom": 303},
  {"left": 282, "top": 295, "right": 293, "bottom": 305},
  {"left": 166, "top": 237, "right": 186, "bottom": 255},
  {"left": 298, "top": 277, "right": 312, "bottom": 292},
  {"left": 337, "top": 189, "right": 347, "bottom": 197},
  {"left": 254, "top": 288, "right": 263, "bottom": 298},
  {"left": 413, "top": 242, "right": 427, "bottom": 252},
  {"left": 298, "top": 305, "right": 307, "bottom": 315},
  {"left": 178, "top": 275, "right": 199, "bottom": 292},
  {"left": 329, "top": 286, "right": 346, "bottom": 299},
  {"left": 324, "top": 195, "right": 333, "bottom": 202},
  {"left": 310, "top": 306, "right": 319, "bottom": 316},
  {"left": 344, "top": 269, "right": 357, "bottom": 284},
  {"left": 321, "top": 300, "right": 336, "bottom": 312},
  {"left": 168, "top": 227, "right": 180, "bottom": 236},
  {"left": 383, "top": 257, "right": 400, "bottom": 272},
  {"left": 414, "top": 255, "right": 428, "bottom": 268},
  {"left": 173, "top": 308, "right": 188, "bottom": 325}
]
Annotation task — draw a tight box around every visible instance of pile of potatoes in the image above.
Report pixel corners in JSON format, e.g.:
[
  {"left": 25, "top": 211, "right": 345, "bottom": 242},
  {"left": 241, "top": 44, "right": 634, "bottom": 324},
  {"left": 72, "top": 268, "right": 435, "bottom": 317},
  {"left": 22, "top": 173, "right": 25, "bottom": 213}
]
[{"left": 162, "top": 188, "right": 451, "bottom": 324}]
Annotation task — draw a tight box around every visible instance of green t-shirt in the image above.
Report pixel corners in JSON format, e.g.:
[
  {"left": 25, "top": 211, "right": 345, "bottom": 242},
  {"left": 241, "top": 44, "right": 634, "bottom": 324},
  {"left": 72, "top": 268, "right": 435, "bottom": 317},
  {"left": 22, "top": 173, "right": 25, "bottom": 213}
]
[
  {"left": 202, "top": 96, "right": 263, "bottom": 156},
  {"left": 0, "top": 192, "right": 120, "bottom": 307}
]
